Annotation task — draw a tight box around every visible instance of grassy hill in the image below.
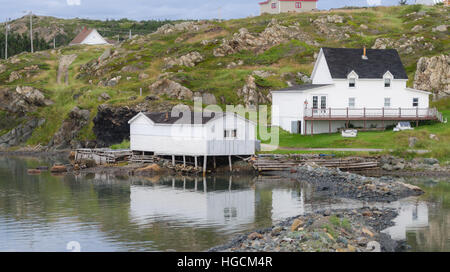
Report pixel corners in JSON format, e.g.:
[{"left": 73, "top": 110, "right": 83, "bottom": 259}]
[{"left": 0, "top": 5, "right": 448, "bottom": 159}]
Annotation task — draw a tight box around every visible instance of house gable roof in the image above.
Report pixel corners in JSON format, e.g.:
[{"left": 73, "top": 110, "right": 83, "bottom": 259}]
[
  {"left": 69, "top": 28, "right": 94, "bottom": 45},
  {"left": 322, "top": 47, "right": 408, "bottom": 80}
]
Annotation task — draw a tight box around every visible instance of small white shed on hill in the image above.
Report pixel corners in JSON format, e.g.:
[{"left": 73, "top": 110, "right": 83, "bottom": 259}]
[
  {"left": 128, "top": 111, "right": 256, "bottom": 156},
  {"left": 69, "top": 27, "right": 110, "bottom": 46}
]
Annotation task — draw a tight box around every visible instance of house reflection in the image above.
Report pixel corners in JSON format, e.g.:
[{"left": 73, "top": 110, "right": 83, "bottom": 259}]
[{"left": 382, "top": 199, "right": 429, "bottom": 241}]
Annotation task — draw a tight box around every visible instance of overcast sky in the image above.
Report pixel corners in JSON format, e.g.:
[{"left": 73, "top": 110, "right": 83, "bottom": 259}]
[{"left": 1, "top": 0, "right": 412, "bottom": 21}]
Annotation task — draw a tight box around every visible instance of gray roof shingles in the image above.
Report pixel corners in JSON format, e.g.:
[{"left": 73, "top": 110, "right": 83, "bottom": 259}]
[
  {"left": 144, "top": 112, "right": 222, "bottom": 125},
  {"left": 322, "top": 47, "right": 408, "bottom": 79}
]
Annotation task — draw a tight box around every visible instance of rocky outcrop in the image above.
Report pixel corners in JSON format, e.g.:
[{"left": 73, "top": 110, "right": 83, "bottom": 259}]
[
  {"left": 149, "top": 78, "right": 193, "bottom": 100},
  {"left": 0, "top": 64, "right": 6, "bottom": 74},
  {"left": 93, "top": 104, "right": 139, "bottom": 147},
  {"left": 213, "top": 19, "right": 314, "bottom": 57},
  {"left": 57, "top": 54, "right": 77, "bottom": 85},
  {"left": 372, "top": 36, "right": 434, "bottom": 54},
  {"left": 49, "top": 107, "right": 90, "bottom": 150},
  {"left": 0, "top": 86, "right": 49, "bottom": 115},
  {"left": 194, "top": 92, "right": 217, "bottom": 105},
  {"left": 7, "top": 65, "right": 40, "bottom": 83},
  {"left": 414, "top": 55, "right": 449, "bottom": 98},
  {"left": 237, "top": 76, "right": 270, "bottom": 108},
  {"left": 155, "top": 21, "right": 211, "bottom": 35},
  {"left": 0, "top": 118, "right": 45, "bottom": 148},
  {"left": 164, "top": 52, "right": 203, "bottom": 69}
]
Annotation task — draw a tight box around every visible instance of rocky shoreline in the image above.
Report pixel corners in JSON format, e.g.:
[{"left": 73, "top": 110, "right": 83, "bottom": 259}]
[
  {"left": 209, "top": 207, "right": 406, "bottom": 252},
  {"left": 275, "top": 164, "right": 424, "bottom": 203}
]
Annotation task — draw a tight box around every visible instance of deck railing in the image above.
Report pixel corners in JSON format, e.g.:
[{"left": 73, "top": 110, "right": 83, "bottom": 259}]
[{"left": 304, "top": 107, "right": 440, "bottom": 120}]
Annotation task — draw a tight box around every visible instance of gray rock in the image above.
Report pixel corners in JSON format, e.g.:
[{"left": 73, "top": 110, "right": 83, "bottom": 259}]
[
  {"left": 409, "top": 137, "right": 418, "bottom": 148},
  {"left": 432, "top": 25, "right": 447, "bottom": 32},
  {"left": 423, "top": 158, "right": 439, "bottom": 165}
]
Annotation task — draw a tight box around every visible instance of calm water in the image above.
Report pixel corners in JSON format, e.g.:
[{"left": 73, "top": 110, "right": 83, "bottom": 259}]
[{"left": 0, "top": 156, "right": 448, "bottom": 252}]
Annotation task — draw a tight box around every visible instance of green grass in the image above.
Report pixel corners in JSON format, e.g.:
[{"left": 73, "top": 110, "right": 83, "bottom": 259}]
[{"left": 110, "top": 140, "right": 130, "bottom": 150}]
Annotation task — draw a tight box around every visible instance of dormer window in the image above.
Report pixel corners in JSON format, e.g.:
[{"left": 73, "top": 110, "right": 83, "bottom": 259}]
[
  {"left": 383, "top": 71, "right": 393, "bottom": 88},
  {"left": 349, "top": 78, "right": 356, "bottom": 88},
  {"left": 347, "top": 71, "right": 358, "bottom": 88},
  {"left": 384, "top": 78, "right": 391, "bottom": 88}
]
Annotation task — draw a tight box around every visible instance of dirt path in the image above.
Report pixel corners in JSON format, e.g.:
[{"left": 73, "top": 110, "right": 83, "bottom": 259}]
[{"left": 261, "top": 144, "right": 430, "bottom": 154}]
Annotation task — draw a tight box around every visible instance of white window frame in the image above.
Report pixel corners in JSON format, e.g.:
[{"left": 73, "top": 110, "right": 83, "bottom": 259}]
[
  {"left": 384, "top": 97, "right": 391, "bottom": 108},
  {"left": 224, "top": 129, "right": 237, "bottom": 139},
  {"left": 348, "top": 97, "right": 356, "bottom": 108}
]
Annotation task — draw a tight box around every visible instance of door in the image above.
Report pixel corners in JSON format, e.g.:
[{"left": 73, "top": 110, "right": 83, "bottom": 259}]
[
  {"left": 312, "top": 95, "right": 327, "bottom": 115},
  {"left": 291, "top": 121, "right": 302, "bottom": 134}
]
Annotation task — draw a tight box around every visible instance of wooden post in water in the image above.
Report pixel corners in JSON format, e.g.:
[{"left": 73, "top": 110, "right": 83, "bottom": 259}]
[
  {"left": 203, "top": 155, "right": 207, "bottom": 176},
  {"left": 213, "top": 156, "right": 216, "bottom": 169},
  {"left": 228, "top": 155, "right": 232, "bottom": 172},
  {"left": 183, "top": 155, "right": 186, "bottom": 168},
  {"left": 194, "top": 156, "right": 198, "bottom": 169},
  {"left": 172, "top": 155, "right": 175, "bottom": 167}
]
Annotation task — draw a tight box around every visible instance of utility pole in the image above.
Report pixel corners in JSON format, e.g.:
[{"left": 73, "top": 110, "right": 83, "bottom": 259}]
[
  {"left": 53, "top": 37, "right": 56, "bottom": 49},
  {"left": 29, "top": 12, "right": 33, "bottom": 53},
  {"left": 5, "top": 19, "right": 9, "bottom": 60}
]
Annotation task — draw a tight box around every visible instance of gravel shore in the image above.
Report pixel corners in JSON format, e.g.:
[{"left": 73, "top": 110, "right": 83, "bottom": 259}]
[{"left": 209, "top": 207, "right": 406, "bottom": 252}]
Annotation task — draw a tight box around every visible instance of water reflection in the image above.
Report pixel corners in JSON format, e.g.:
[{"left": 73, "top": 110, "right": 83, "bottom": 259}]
[{"left": 0, "top": 156, "right": 448, "bottom": 252}]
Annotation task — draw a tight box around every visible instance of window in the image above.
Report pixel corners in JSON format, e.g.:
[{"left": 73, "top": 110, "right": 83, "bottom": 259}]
[
  {"left": 312, "top": 96, "right": 318, "bottom": 109},
  {"left": 295, "top": 2, "right": 301, "bottom": 8},
  {"left": 349, "top": 97, "right": 355, "bottom": 108},
  {"left": 384, "top": 98, "right": 391, "bottom": 108},
  {"left": 224, "top": 129, "right": 237, "bottom": 138},
  {"left": 271, "top": 3, "right": 276, "bottom": 8},
  {"left": 413, "top": 98, "right": 419, "bottom": 107},
  {"left": 384, "top": 78, "right": 391, "bottom": 88},
  {"left": 349, "top": 78, "right": 356, "bottom": 88},
  {"left": 320, "top": 96, "right": 327, "bottom": 109}
]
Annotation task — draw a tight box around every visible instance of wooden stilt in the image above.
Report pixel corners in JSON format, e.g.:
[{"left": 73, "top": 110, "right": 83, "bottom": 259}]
[
  {"left": 183, "top": 155, "right": 186, "bottom": 168},
  {"left": 172, "top": 155, "right": 175, "bottom": 166},
  {"left": 203, "top": 176, "right": 207, "bottom": 193},
  {"left": 183, "top": 177, "right": 186, "bottom": 190},
  {"left": 304, "top": 120, "right": 307, "bottom": 135},
  {"left": 213, "top": 156, "right": 216, "bottom": 169},
  {"left": 203, "top": 155, "right": 207, "bottom": 176},
  {"left": 194, "top": 178, "right": 198, "bottom": 191},
  {"left": 228, "top": 155, "right": 232, "bottom": 172},
  {"left": 229, "top": 176, "right": 232, "bottom": 191},
  {"left": 194, "top": 156, "right": 198, "bottom": 169},
  {"left": 416, "top": 120, "right": 419, "bottom": 127}
]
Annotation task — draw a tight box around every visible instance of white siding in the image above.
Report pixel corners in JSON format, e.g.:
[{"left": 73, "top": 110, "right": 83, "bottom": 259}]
[
  {"left": 271, "top": 91, "right": 307, "bottom": 132},
  {"left": 81, "top": 30, "right": 109, "bottom": 45},
  {"left": 311, "top": 49, "right": 333, "bottom": 84},
  {"left": 129, "top": 113, "right": 256, "bottom": 155}
]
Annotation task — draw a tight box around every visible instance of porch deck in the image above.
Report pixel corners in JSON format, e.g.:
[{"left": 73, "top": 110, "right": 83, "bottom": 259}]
[{"left": 302, "top": 107, "right": 444, "bottom": 135}]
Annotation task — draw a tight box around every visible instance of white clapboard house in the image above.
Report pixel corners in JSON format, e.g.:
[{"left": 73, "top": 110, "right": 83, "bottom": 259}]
[
  {"left": 128, "top": 111, "right": 256, "bottom": 169},
  {"left": 271, "top": 47, "right": 443, "bottom": 135},
  {"left": 69, "top": 27, "right": 110, "bottom": 46}
]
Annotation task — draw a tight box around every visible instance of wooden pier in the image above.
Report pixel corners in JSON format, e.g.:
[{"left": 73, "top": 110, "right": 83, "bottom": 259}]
[
  {"left": 74, "top": 149, "right": 132, "bottom": 165},
  {"left": 252, "top": 155, "right": 379, "bottom": 172}
]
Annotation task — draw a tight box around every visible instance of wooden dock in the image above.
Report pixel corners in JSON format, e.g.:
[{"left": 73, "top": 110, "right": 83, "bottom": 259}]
[
  {"left": 74, "top": 149, "right": 132, "bottom": 165},
  {"left": 252, "top": 155, "right": 379, "bottom": 172}
]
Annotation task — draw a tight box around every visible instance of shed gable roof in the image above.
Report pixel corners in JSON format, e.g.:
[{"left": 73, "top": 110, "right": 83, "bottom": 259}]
[
  {"left": 69, "top": 28, "right": 94, "bottom": 45},
  {"left": 322, "top": 47, "right": 408, "bottom": 80}
]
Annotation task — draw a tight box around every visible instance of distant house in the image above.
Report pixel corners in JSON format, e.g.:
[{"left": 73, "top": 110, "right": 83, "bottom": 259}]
[
  {"left": 259, "top": 0, "right": 317, "bottom": 15},
  {"left": 415, "top": 0, "right": 446, "bottom": 5},
  {"left": 128, "top": 111, "right": 256, "bottom": 157},
  {"left": 271, "top": 47, "right": 443, "bottom": 135},
  {"left": 69, "top": 27, "right": 110, "bottom": 46}
]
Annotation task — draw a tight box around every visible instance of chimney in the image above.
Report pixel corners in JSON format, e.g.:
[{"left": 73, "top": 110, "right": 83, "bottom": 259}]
[{"left": 362, "top": 46, "right": 368, "bottom": 60}]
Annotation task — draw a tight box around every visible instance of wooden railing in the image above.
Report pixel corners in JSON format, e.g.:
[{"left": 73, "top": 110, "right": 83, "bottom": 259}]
[{"left": 304, "top": 107, "right": 441, "bottom": 120}]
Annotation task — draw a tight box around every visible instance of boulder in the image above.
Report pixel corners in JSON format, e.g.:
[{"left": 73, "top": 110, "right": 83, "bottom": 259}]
[
  {"left": 98, "top": 92, "right": 111, "bottom": 101},
  {"left": 149, "top": 78, "right": 193, "bottom": 100},
  {"left": 414, "top": 55, "right": 449, "bottom": 98},
  {"left": 432, "top": 25, "right": 447, "bottom": 32},
  {"left": 0, "top": 87, "right": 48, "bottom": 114},
  {"left": 106, "top": 76, "right": 121, "bottom": 87},
  {"left": 411, "top": 25, "right": 423, "bottom": 32},
  {"left": 408, "top": 137, "right": 418, "bottom": 148},
  {"left": 237, "top": 75, "right": 259, "bottom": 108},
  {"left": 164, "top": 52, "right": 203, "bottom": 69},
  {"left": 194, "top": 92, "right": 217, "bottom": 105},
  {"left": 423, "top": 158, "right": 439, "bottom": 165},
  {"left": 138, "top": 73, "right": 149, "bottom": 80},
  {"left": 50, "top": 164, "right": 67, "bottom": 173}
]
